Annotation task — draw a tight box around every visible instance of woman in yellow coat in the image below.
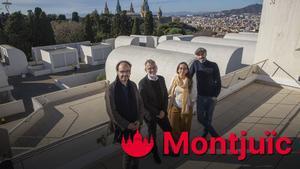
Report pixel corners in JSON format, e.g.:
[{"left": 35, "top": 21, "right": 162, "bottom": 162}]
[{"left": 168, "top": 62, "right": 193, "bottom": 136}]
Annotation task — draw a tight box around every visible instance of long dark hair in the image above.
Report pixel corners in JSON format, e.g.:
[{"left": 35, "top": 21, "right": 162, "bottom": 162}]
[
  {"left": 176, "top": 62, "right": 192, "bottom": 91},
  {"left": 176, "top": 62, "right": 190, "bottom": 79}
]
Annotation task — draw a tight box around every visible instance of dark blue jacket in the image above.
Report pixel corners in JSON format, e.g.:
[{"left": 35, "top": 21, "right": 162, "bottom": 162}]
[{"left": 190, "top": 59, "right": 221, "bottom": 97}]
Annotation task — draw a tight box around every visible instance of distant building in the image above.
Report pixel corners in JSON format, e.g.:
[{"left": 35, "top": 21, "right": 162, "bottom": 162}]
[
  {"left": 103, "top": 1, "right": 109, "bottom": 15},
  {"left": 157, "top": 7, "right": 162, "bottom": 20},
  {"left": 140, "top": 0, "right": 150, "bottom": 17},
  {"left": 116, "top": 0, "right": 122, "bottom": 14}
]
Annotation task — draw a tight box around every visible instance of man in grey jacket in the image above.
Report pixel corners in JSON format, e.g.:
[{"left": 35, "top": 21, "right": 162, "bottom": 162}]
[{"left": 105, "top": 60, "right": 144, "bottom": 169}]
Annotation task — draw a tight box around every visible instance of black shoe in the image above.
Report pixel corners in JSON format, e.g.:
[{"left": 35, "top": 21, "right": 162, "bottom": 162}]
[{"left": 153, "top": 153, "right": 162, "bottom": 164}]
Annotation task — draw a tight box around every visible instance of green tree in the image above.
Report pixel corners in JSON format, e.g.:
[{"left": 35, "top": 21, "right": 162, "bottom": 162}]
[
  {"left": 52, "top": 21, "right": 85, "bottom": 44},
  {"left": 119, "top": 11, "right": 131, "bottom": 35},
  {"left": 112, "top": 14, "right": 121, "bottom": 37},
  {"left": 57, "top": 14, "right": 66, "bottom": 20},
  {"left": 47, "top": 14, "right": 57, "bottom": 21},
  {"left": 4, "top": 12, "right": 31, "bottom": 59},
  {"left": 40, "top": 12, "right": 56, "bottom": 45},
  {"left": 31, "top": 7, "right": 56, "bottom": 47},
  {"left": 144, "top": 11, "right": 154, "bottom": 35},
  {"left": 131, "top": 17, "right": 141, "bottom": 35},
  {"left": 84, "top": 14, "right": 94, "bottom": 42},
  {"left": 71, "top": 12, "right": 79, "bottom": 22}
]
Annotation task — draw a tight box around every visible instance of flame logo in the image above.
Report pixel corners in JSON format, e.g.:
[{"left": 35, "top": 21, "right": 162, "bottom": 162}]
[{"left": 121, "top": 129, "right": 154, "bottom": 157}]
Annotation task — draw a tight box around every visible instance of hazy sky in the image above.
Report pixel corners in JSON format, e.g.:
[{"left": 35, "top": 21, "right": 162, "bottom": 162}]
[{"left": 6, "top": 0, "right": 263, "bottom": 15}]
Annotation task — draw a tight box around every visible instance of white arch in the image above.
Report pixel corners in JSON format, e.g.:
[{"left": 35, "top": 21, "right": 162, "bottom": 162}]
[
  {"left": 192, "top": 36, "right": 257, "bottom": 65},
  {"left": 224, "top": 33, "right": 257, "bottom": 42},
  {"left": 106, "top": 45, "right": 195, "bottom": 87},
  {"left": 114, "top": 36, "right": 139, "bottom": 49},
  {"left": 156, "top": 40, "right": 246, "bottom": 75}
]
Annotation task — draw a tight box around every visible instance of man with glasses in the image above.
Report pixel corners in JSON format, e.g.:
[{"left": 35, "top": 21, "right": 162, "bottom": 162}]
[{"left": 105, "top": 60, "right": 144, "bottom": 169}]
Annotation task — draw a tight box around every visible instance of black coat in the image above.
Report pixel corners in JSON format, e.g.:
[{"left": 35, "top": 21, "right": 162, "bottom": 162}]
[{"left": 138, "top": 75, "right": 168, "bottom": 121}]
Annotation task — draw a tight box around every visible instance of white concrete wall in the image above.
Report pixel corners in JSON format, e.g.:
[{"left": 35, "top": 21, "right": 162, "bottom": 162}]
[
  {"left": 254, "top": 0, "right": 300, "bottom": 86},
  {"left": 114, "top": 36, "right": 139, "bottom": 49},
  {"left": 0, "top": 45, "right": 28, "bottom": 77},
  {"left": 224, "top": 33, "right": 258, "bottom": 41},
  {"left": 32, "top": 41, "right": 91, "bottom": 63},
  {"left": 130, "top": 35, "right": 158, "bottom": 48},
  {"left": 81, "top": 43, "right": 113, "bottom": 65},
  {"left": 158, "top": 34, "right": 183, "bottom": 44},
  {"left": 0, "top": 64, "right": 9, "bottom": 90},
  {"left": 55, "top": 69, "right": 105, "bottom": 89},
  {"left": 192, "top": 36, "right": 257, "bottom": 65},
  {"left": 103, "top": 38, "right": 116, "bottom": 49},
  {"left": 106, "top": 46, "right": 196, "bottom": 88},
  {"left": 41, "top": 47, "right": 79, "bottom": 74},
  {"left": 173, "top": 35, "right": 194, "bottom": 41},
  {"left": 156, "top": 40, "right": 246, "bottom": 75},
  {"left": 0, "top": 100, "right": 25, "bottom": 118}
]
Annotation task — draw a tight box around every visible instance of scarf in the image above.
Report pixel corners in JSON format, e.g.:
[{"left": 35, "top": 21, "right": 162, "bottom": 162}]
[{"left": 168, "top": 74, "right": 191, "bottom": 114}]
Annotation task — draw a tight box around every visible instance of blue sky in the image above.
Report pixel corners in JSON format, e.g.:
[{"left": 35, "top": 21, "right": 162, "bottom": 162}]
[{"left": 6, "top": 0, "right": 263, "bottom": 15}]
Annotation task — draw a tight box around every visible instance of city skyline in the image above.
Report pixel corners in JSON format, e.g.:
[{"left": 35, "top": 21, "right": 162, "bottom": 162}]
[{"left": 5, "top": 0, "right": 262, "bottom": 15}]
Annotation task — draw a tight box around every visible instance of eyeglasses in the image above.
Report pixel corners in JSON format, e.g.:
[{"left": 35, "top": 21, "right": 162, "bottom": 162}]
[{"left": 118, "top": 70, "right": 131, "bottom": 74}]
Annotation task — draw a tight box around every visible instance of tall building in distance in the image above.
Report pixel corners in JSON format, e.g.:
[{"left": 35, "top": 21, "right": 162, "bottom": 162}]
[
  {"left": 103, "top": 1, "right": 109, "bottom": 15},
  {"left": 140, "top": 0, "right": 150, "bottom": 17},
  {"left": 116, "top": 0, "right": 122, "bottom": 14},
  {"left": 158, "top": 7, "right": 162, "bottom": 20},
  {"left": 129, "top": 2, "right": 135, "bottom": 13}
]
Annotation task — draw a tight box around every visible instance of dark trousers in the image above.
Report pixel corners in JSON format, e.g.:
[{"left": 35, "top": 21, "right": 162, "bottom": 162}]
[
  {"left": 122, "top": 153, "right": 139, "bottom": 169},
  {"left": 145, "top": 116, "right": 172, "bottom": 156},
  {"left": 115, "top": 128, "right": 140, "bottom": 169},
  {"left": 196, "top": 96, "right": 219, "bottom": 137}
]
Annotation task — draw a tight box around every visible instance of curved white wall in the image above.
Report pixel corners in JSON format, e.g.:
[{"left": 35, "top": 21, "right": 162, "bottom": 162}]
[
  {"left": 254, "top": 0, "right": 300, "bottom": 86},
  {"left": 106, "top": 46, "right": 195, "bottom": 87},
  {"left": 158, "top": 34, "right": 183, "bottom": 44},
  {"left": 156, "top": 40, "right": 246, "bottom": 75},
  {"left": 0, "top": 64, "right": 9, "bottom": 89},
  {"left": 114, "top": 36, "right": 139, "bottom": 49},
  {"left": 224, "top": 33, "right": 257, "bottom": 42},
  {"left": 0, "top": 45, "right": 28, "bottom": 77},
  {"left": 130, "top": 35, "right": 158, "bottom": 48},
  {"left": 192, "top": 36, "right": 257, "bottom": 65}
]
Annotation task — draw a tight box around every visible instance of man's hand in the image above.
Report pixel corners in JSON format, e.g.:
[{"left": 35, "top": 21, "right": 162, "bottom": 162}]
[
  {"left": 156, "top": 110, "right": 165, "bottom": 119},
  {"left": 134, "top": 121, "right": 140, "bottom": 129},
  {"left": 128, "top": 123, "right": 137, "bottom": 130}
]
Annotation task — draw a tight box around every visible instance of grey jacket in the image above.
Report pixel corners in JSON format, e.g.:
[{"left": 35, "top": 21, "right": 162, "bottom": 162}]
[{"left": 105, "top": 80, "right": 144, "bottom": 131}]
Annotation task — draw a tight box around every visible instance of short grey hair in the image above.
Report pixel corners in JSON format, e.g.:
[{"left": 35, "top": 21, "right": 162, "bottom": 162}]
[
  {"left": 144, "top": 59, "right": 156, "bottom": 66},
  {"left": 194, "top": 48, "right": 207, "bottom": 56}
]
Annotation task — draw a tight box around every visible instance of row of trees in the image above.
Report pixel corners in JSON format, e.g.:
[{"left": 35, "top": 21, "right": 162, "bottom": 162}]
[{"left": 0, "top": 8, "right": 198, "bottom": 61}]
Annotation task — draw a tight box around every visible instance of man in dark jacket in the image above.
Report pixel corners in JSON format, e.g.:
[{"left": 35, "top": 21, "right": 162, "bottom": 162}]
[
  {"left": 105, "top": 60, "right": 144, "bottom": 169},
  {"left": 139, "top": 59, "right": 172, "bottom": 164},
  {"left": 190, "top": 48, "right": 221, "bottom": 138}
]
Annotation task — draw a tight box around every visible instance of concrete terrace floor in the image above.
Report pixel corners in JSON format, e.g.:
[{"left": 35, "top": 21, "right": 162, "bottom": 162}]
[
  {"left": 84, "top": 82, "right": 300, "bottom": 169},
  {"left": 10, "top": 92, "right": 109, "bottom": 149}
]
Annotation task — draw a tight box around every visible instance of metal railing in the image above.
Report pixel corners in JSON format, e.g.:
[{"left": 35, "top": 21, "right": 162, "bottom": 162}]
[
  {"left": 272, "top": 61, "right": 300, "bottom": 86},
  {"left": 221, "top": 59, "right": 268, "bottom": 89}
]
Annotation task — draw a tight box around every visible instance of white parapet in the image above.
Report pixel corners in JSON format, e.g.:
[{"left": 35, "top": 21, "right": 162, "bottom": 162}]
[
  {"left": 0, "top": 45, "right": 28, "bottom": 77},
  {"left": 156, "top": 40, "right": 245, "bottom": 75},
  {"left": 224, "top": 33, "right": 258, "bottom": 42},
  {"left": 106, "top": 45, "right": 195, "bottom": 88},
  {"left": 32, "top": 41, "right": 91, "bottom": 63},
  {"left": 254, "top": 0, "right": 300, "bottom": 87},
  {"left": 0, "top": 100, "right": 25, "bottom": 118},
  {"left": 114, "top": 36, "right": 139, "bottom": 49},
  {"left": 192, "top": 36, "right": 257, "bottom": 65},
  {"left": 80, "top": 43, "right": 113, "bottom": 65},
  {"left": 130, "top": 35, "right": 159, "bottom": 48},
  {"left": 40, "top": 47, "right": 79, "bottom": 74}
]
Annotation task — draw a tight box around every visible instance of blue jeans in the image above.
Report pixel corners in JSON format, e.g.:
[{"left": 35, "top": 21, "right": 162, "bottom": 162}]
[{"left": 196, "top": 96, "right": 219, "bottom": 137}]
